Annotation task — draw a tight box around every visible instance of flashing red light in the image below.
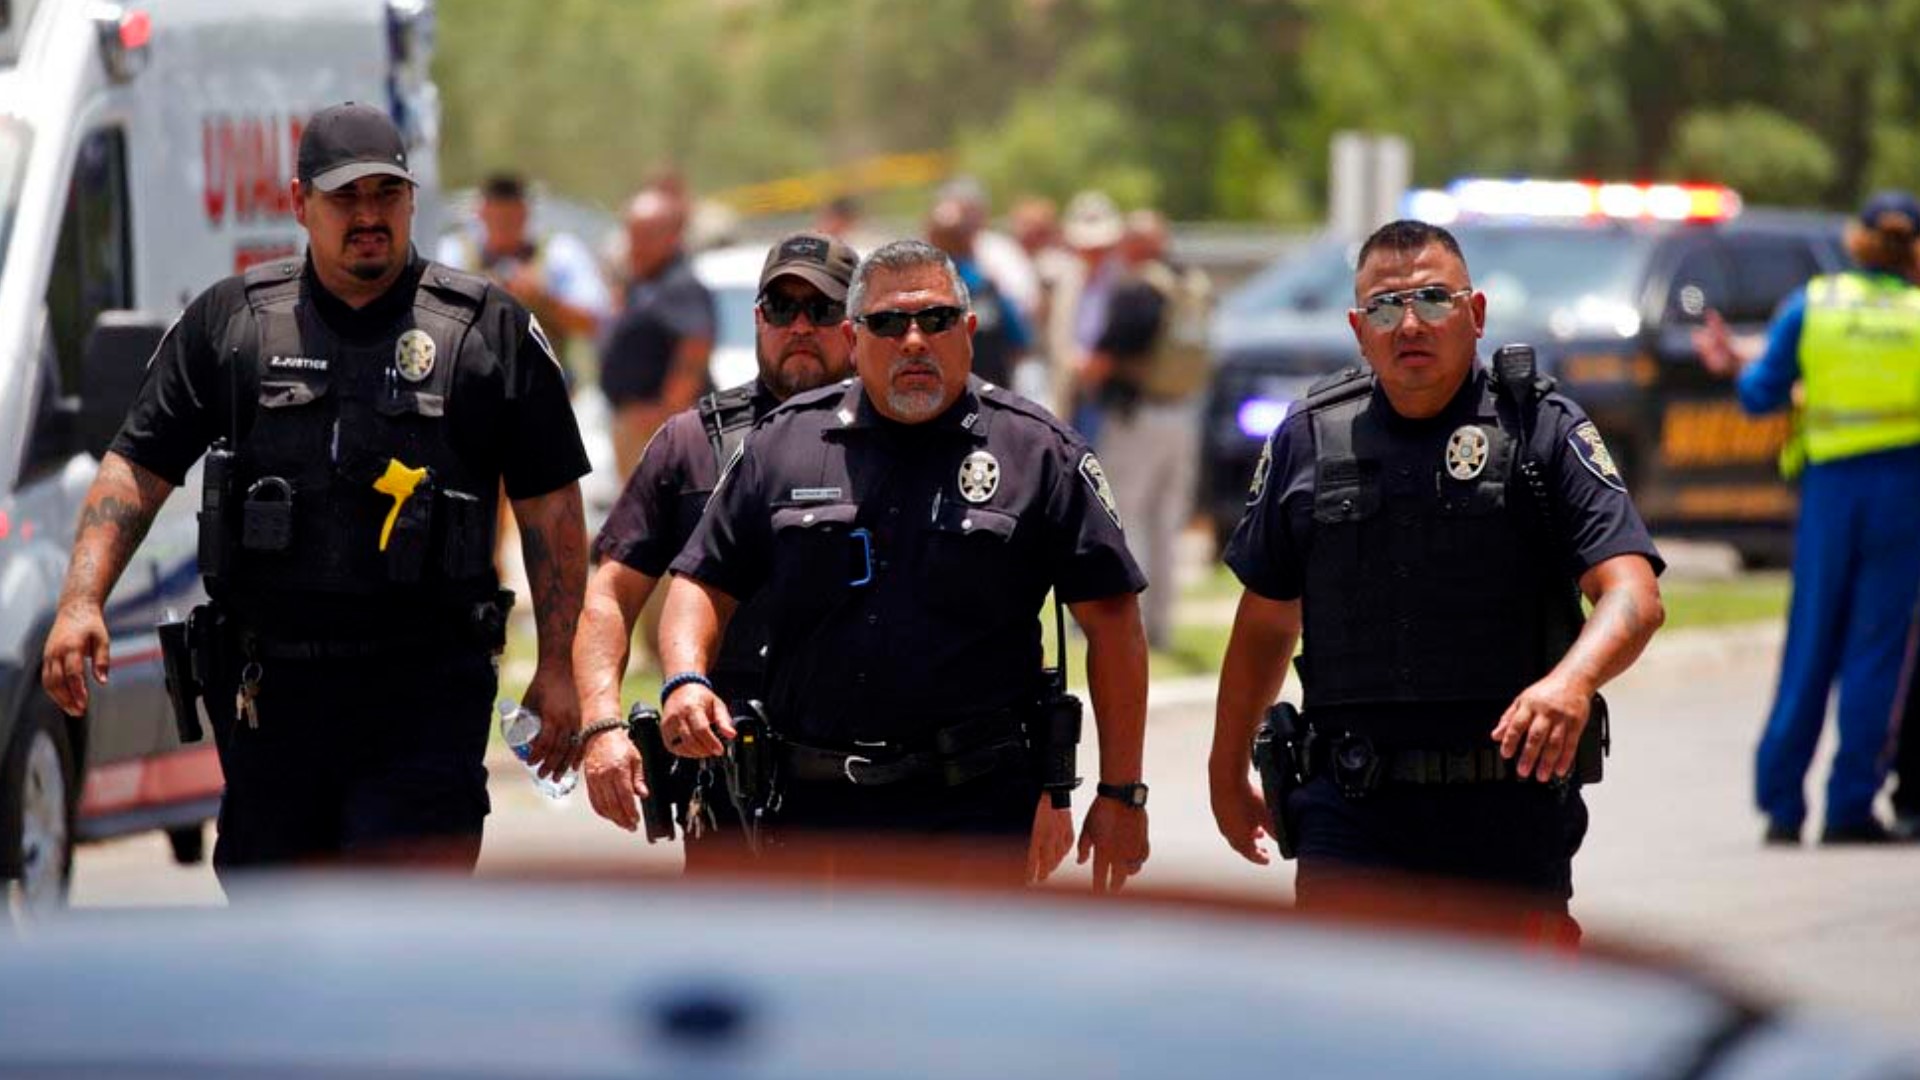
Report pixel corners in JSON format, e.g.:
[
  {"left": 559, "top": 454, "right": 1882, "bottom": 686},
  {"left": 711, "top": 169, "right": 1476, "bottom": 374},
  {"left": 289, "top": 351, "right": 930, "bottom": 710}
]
[
  {"left": 118, "top": 10, "right": 152, "bottom": 51},
  {"left": 0, "top": 511, "right": 9, "bottom": 540}
]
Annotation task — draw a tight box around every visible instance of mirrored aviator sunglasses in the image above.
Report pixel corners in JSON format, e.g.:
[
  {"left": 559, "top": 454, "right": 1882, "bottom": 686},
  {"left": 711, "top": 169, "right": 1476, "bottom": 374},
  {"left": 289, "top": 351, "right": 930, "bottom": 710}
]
[
  {"left": 1360, "top": 286, "right": 1471, "bottom": 330},
  {"left": 758, "top": 293, "right": 846, "bottom": 328},
  {"left": 855, "top": 305, "right": 965, "bottom": 338}
]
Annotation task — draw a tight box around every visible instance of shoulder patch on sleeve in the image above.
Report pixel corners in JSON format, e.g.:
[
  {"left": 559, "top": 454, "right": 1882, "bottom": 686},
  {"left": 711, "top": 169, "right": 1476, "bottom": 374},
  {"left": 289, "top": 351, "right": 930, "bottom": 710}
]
[
  {"left": 527, "top": 314, "right": 563, "bottom": 373},
  {"left": 1568, "top": 421, "right": 1627, "bottom": 492},
  {"left": 1079, "top": 452, "right": 1121, "bottom": 526},
  {"left": 1247, "top": 435, "right": 1275, "bottom": 505}
]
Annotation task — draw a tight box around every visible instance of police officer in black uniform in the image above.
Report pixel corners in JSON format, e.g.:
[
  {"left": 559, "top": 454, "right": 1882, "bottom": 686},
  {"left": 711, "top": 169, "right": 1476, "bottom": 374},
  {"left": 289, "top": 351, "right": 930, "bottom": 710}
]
[
  {"left": 655, "top": 240, "right": 1152, "bottom": 889},
  {"left": 1209, "top": 220, "right": 1665, "bottom": 934},
  {"left": 41, "top": 103, "right": 590, "bottom": 882},
  {"left": 572, "top": 231, "right": 861, "bottom": 860}
]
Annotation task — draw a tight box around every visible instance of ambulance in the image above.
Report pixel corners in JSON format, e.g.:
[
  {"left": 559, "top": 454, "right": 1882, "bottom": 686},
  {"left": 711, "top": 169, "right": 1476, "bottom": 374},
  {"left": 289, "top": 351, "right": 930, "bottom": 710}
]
[{"left": 0, "top": 0, "right": 442, "bottom": 915}]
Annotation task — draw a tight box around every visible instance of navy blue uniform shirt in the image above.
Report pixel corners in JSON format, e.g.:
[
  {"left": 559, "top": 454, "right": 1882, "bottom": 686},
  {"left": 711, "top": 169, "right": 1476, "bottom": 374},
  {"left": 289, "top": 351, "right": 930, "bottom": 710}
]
[
  {"left": 1225, "top": 366, "right": 1664, "bottom": 736},
  {"left": 672, "top": 377, "right": 1146, "bottom": 744}
]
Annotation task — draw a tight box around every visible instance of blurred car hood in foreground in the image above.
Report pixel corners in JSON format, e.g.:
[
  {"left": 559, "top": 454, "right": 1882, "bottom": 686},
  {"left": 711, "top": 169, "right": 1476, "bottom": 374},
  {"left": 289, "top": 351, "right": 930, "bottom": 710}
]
[{"left": 0, "top": 853, "right": 1914, "bottom": 1080}]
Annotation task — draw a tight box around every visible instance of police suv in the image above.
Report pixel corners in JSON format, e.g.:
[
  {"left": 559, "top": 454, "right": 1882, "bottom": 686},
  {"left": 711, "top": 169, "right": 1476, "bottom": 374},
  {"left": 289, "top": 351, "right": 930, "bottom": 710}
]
[
  {"left": 1205, "top": 179, "right": 1847, "bottom": 565},
  {"left": 0, "top": 0, "right": 441, "bottom": 916}
]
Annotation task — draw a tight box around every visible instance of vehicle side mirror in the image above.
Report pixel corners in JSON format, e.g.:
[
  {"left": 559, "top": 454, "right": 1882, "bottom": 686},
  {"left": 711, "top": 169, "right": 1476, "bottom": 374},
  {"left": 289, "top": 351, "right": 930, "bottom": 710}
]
[{"left": 77, "top": 311, "right": 168, "bottom": 460}]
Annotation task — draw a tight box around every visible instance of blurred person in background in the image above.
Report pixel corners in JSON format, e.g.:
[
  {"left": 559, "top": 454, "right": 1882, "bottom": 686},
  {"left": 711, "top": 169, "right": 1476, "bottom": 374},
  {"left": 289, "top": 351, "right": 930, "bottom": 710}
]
[
  {"left": 1212, "top": 220, "right": 1664, "bottom": 940},
  {"left": 1693, "top": 191, "right": 1920, "bottom": 846},
  {"left": 1082, "top": 209, "right": 1212, "bottom": 650},
  {"left": 601, "top": 188, "right": 714, "bottom": 481},
  {"left": 1010, "top": 194, "right": 1075, "bottom": 404},
  {"left": 926, "top": 196, "right": 1032, "bottom": 390},
  {"left": 437, "top": 173, "right": 612, "bottom": 585},
  {"left": 1048, "top": 190, "right": 1126, "bottom": 437},
  {"left": 938, "top": 176, "right": 1042, "bottom": 328},
  {"left": 436, "top": 172, "right": 612, "bottom": 367}
]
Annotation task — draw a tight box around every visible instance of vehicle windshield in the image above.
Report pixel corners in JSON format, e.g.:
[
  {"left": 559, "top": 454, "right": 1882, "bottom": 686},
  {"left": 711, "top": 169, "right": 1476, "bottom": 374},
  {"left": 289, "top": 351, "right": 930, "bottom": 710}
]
[
  {"left": 0, "top": 116, "right": 30, "bottom": 287},
  {"left": 1228, "top": 225, "right": 1660, "bottom": 339}
]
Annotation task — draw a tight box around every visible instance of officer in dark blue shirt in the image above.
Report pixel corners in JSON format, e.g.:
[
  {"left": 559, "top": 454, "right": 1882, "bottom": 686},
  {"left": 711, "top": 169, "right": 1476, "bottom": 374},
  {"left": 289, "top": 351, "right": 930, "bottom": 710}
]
[
  {"left": 572, "top": 231, "right": 859, "bottom": 856},
  {"left": 41, "top": 104, "right": 590, "bottom": 882},
  {"left": 657, "top": 240, "right": 1151, "bottom": 889},
  {"left": 1209, "top": 220, "right": 1665, "bottom": 936}
]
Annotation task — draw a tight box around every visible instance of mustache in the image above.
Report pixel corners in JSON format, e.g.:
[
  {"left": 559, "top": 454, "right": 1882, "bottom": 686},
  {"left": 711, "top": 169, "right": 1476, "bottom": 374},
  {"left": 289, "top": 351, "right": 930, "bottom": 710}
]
[
  {"left": 346, "top": 227, "right": 391, "bottom": 242},
  {"left": 888, "top": 358, "right": 942, "bottom": 379}
]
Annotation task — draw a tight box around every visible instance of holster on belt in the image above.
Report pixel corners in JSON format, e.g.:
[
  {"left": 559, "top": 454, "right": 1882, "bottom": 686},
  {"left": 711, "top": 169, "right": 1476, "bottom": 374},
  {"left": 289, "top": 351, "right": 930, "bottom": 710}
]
[
  {"left": 1251, "top": 702, "right": 1301, "bottom": 860},
  {"left": 157, "top": 615, "right": 202, "bottom": 744},
  {"left": 724, "top": 701, "right": 778, "bottom": 855}
]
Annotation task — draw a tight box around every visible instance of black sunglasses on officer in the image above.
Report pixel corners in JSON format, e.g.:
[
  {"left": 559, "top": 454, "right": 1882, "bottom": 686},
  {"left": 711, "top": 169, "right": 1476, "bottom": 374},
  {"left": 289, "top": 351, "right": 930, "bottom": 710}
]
[
  {"left": 854, "top": 305, "right": 967, "bottom": 339},
  {"left": 758, "top": 291, "right": 847, "bottom": 329}
]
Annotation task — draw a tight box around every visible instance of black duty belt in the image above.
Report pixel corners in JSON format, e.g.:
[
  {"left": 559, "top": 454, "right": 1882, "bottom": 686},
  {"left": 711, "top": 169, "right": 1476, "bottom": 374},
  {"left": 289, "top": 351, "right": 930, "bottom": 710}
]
[
  {"left": 1300, "top": 726, "right": 1519, "bottom": 795},
  {"left": 236, "top": 627, "right": 475, "bottom": 661},
  {"left": 779, "top": 712, "right": 1028, "bottom": 788}
]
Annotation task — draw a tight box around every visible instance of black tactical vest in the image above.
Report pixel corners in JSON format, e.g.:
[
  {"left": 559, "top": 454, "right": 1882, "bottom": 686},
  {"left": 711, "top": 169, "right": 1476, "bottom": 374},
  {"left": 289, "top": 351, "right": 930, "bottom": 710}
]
[
  {"left": 211, "top": 260, "right": 500, "bottom": 613},
  {"left": 1296, "top": 368, "right": 1571, "bottom": 708},
  {"left": 697, "top": 383, "right": 770, "bottom": 699}
]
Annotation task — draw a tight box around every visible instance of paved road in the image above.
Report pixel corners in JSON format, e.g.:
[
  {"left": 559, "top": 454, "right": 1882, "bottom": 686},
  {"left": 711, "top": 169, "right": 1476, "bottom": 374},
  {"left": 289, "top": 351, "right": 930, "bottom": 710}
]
[{"left": 70, "top": 616, "right": 1920, "bottom": 1030}]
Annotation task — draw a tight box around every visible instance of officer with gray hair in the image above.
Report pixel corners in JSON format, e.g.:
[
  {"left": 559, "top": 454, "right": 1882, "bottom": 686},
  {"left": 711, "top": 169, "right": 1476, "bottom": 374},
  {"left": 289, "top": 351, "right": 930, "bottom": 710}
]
[{"left": 655, "top": 239, "right": 1153, "bottom": 888}]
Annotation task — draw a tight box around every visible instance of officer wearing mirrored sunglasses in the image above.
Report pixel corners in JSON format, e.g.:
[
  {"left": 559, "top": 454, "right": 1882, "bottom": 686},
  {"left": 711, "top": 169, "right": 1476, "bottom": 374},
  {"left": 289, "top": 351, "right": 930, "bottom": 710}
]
[
  {"left": 1210, "top": 219, "right": 1665, "bottom": 939},
  {"left": 655, "top": 239, "right": 1152, "bottom": 889}
]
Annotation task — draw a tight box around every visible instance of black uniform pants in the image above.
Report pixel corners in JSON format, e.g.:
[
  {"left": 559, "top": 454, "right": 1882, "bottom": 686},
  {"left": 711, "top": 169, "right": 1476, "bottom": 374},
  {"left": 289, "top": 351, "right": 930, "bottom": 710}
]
[
  {"left": 208, "top": 649, "right": 496, "bottom": 886},
  {"left": 764, "top": 765, "right": 1038, "bottom": 884},
  {"left": 1288, "top": 776, "right": 1589, "bottom": 940}
]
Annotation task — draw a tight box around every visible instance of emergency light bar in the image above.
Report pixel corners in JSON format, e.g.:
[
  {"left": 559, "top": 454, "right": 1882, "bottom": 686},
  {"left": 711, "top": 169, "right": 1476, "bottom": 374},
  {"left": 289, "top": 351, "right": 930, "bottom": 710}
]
[
  {"left": 92, "top": 5, "right": 151, "bottom": 84},
  {"left": 1405, "top": 179, "right": 1742, "bottom": 225}
]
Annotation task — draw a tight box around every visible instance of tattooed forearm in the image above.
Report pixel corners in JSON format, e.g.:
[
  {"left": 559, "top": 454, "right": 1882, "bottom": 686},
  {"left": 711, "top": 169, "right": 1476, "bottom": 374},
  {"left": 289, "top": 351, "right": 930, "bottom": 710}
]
[
  {"left": 1558, "top": 579, "right": 1665, "bottom": 692},
  {"left": 58, "top": 453, "right": 174, "bottom": 611},
  {"left": 513, "top": 486, "right": 587, "bottom": 666}
]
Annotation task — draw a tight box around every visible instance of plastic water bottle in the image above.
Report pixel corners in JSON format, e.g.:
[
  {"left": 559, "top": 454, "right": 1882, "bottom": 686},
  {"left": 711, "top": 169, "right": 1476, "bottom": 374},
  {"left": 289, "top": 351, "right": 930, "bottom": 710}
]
[{"left": 497, "top": 700, "right": 579, "bottom": 799}]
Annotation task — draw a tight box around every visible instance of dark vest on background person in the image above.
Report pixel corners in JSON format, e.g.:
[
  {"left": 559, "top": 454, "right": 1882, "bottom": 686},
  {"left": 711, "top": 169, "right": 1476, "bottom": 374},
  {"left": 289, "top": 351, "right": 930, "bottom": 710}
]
[
  {"left": 696, "top": 381, "right": 771, "bottom": 701},
  {"left": 1297, "top": 367, "right": 1574, "bottom": 709},
  {"left": 209, "top": 259, "right": 500, "bottom": 629}
]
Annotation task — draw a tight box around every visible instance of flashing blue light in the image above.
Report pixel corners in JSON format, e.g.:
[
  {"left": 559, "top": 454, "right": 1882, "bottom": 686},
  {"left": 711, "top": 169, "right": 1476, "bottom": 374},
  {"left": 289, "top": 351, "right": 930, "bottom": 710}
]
[{"left": 1237, "top": 398, "right": 1291, "bottom": 439}]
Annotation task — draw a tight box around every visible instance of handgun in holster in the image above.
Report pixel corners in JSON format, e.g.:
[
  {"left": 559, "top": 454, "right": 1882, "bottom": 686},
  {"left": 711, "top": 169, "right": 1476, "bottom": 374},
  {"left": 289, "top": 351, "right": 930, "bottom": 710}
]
[
  {"left": 1251, "top": 701, "right": 1302, "bottom": 860},
  {"left": 723, "top": 700, "right": 778, "bottom": 855},
  {"left": 156, "top": 616, "right": 202, "bottom": 744},
  {"left": 625, "top": 702, "right": 679, "bottom": 844}
]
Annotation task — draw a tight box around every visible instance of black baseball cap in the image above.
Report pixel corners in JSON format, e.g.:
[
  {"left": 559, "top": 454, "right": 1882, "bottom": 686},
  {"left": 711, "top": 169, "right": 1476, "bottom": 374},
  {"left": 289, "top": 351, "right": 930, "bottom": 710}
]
[
  {"left": 298, "top": 102, "right": 416, "bottom": 192},
  {"left": 759, "top": 231, "right": 859, "bottom": 301}
]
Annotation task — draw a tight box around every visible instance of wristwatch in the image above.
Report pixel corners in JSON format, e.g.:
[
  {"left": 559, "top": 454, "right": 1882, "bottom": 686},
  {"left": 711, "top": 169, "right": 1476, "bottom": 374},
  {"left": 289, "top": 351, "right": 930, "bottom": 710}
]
[{"left": 1095, "top": 781, "right": 1149, "bottom": 809}]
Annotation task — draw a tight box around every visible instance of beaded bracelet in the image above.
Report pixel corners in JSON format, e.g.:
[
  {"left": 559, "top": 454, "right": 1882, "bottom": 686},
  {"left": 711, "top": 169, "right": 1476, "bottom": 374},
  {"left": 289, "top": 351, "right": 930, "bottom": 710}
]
[
  {"left": 571, "top": 718, "right": 627, "bottom": 749},
  {"left": 660, "top": 671, "right": 715, "bottom": 704}
]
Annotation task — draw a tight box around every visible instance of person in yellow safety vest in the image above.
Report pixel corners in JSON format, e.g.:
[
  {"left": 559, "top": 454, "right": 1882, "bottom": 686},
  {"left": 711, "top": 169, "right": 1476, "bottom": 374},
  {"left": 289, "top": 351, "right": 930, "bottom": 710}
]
[{"left": 1694, "top": 191, "right": 1920, "bottom": 846}]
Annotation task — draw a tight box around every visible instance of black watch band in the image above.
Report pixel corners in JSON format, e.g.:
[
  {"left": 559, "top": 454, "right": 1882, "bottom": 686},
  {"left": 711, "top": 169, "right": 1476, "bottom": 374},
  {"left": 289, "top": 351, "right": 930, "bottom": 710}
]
[{"left": 1095, "top": 781, "right": 1149, "bottom": 808}]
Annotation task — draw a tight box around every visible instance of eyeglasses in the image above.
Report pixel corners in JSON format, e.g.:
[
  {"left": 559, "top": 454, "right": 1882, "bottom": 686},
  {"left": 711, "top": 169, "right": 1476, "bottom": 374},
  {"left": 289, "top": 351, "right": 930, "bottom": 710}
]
[
  {"left": 1357, "top": 286, "right": 1472, "bottom": 330},
  {"left": 854, "top": 305, "right": 966, "bottom": 338},
  {"left": 758, "top": 293, "right": 846, "bottom": 328}
]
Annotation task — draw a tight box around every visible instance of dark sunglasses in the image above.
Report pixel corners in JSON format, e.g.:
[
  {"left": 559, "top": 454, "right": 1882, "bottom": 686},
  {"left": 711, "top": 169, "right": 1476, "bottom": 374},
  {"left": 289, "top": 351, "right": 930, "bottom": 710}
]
[
  {"left": 758, "top": 293, "right": 846, "bottom": 328},
  {"left": 1358, "top": 286, "right": 1472, "bottom": 330},
  {"left": 854, "top": 305, "right": 966, "bottom": 339}
]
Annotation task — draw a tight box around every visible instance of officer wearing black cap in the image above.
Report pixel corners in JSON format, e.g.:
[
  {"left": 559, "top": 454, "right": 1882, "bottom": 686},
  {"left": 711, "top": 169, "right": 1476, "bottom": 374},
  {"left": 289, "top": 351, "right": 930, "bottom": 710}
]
[
  {"left": 41, "top": 102, "right": 591, "bottom": 883},
  {"left": 1210, "top": 220, "right": 1665, "bottom": 937},
  {"left": 572, "top": 231, "right": 861, "bottom": 861},
  {"left": 655, "top": 239, "right": 1152, "bottom": 889}
]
